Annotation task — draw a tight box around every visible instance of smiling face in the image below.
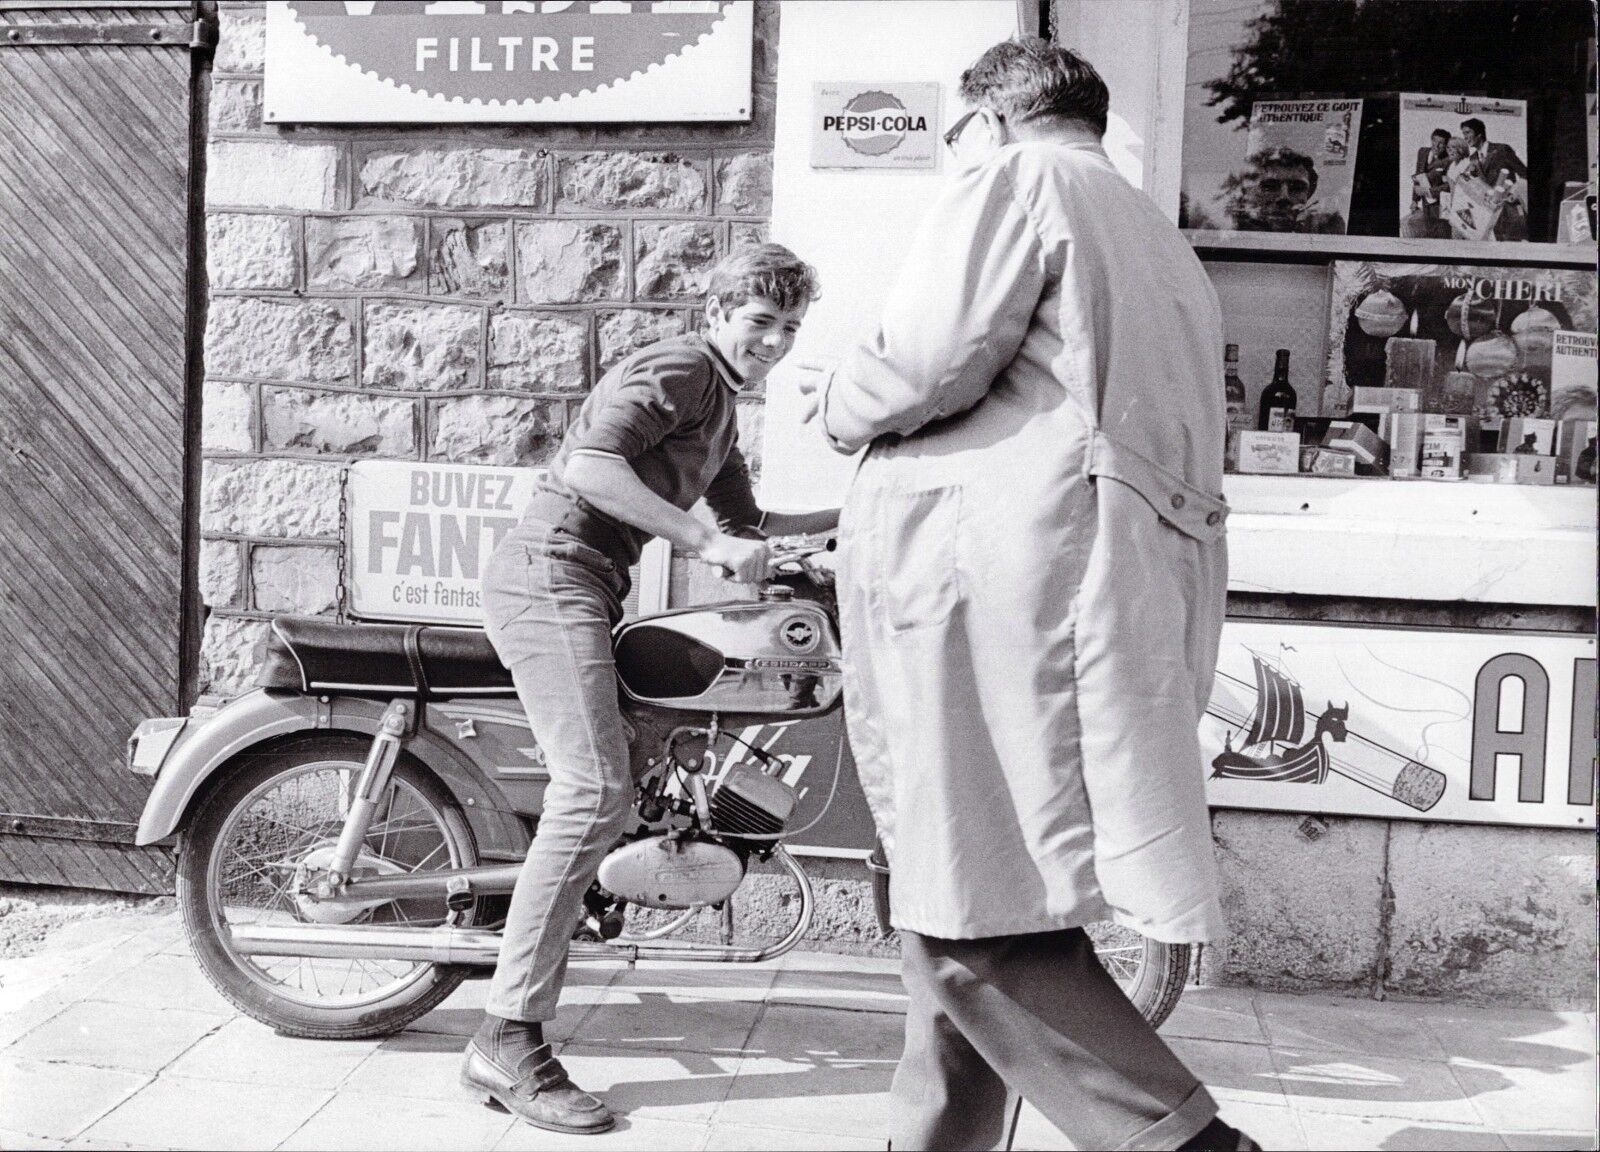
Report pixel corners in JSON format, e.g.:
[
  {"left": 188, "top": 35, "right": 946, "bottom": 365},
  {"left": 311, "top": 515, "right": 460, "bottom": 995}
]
[{"left": 705, "top": 294, "right": 808, "bottom": 387}]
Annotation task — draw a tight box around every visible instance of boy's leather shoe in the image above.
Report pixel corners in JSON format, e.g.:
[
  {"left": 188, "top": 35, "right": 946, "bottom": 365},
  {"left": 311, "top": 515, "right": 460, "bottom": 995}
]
[{"left": 460, "top": 1040, "right": 614, "bottom": 1135}]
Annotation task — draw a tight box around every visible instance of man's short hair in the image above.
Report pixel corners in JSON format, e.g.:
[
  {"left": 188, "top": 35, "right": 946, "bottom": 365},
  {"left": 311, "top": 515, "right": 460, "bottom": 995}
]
[
  {"left": 1246, "top": 146, "right": 1319, "bottom": 194},
  {"left": 706, "top": 243, "right": 820, "bottom": 313},
  {"left": 1460, "top": 117, "right": 1487, "bottom": 138},
  {"left": 1431, "top": 128, "right": 1451, "bottom": 142},
  {"left": 958, "top": 36, "right": 1109, "bottom": 136}
]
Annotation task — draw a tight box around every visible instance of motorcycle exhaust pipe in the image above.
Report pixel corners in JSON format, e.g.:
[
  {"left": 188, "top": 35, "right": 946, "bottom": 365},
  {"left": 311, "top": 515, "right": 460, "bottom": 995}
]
[{"left": 232, "top": 849, "right": 816, "bottom": 965}]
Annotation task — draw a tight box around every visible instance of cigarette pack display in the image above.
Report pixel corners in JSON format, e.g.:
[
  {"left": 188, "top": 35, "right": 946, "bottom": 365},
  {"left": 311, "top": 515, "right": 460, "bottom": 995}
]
[
  {"left": 1351, "top": 386, "right": 1421, "bottom": 414},
  {"left": 1500, "top": 417, "right": 1557, "bottom": 456},
  {"left": 1324, "top": 420, "right": 1389, "bottom": 471},
  {"left": 1558, "top": 419, "right": 1598, "bottom": 484},
  {"left": 1309, "top": 448, "right": 1357, "bottom": 476},
  {"left": 1236, "top": 431, "right": 1301, "bottom": 474},
  {"left": 1324, "top": 263, "right": 1597, "bottom": 418},
  {"left": 1387, "top": 411, "right": 1426, "bottom": 478},
  {"left": 1420, "top": 415, "right": 1468, "bottom": 480}
]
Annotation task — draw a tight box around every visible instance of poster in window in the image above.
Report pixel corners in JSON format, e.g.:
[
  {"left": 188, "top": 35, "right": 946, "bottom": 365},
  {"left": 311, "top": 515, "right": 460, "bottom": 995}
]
[{"left": 1397, "top": 94, "right": 1529, "bottom": 242}]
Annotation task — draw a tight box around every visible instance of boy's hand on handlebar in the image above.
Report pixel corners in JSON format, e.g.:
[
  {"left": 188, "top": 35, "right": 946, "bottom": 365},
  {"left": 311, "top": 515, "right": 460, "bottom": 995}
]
[{"left": 701, "top": 534, "right": 772, "bottom": 584}]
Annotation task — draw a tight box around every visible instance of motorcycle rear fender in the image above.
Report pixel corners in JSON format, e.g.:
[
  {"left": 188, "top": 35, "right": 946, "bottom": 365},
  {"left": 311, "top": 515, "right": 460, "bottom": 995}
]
[{"left": 134, "top": 689, "right": 530, "bottom": 860}]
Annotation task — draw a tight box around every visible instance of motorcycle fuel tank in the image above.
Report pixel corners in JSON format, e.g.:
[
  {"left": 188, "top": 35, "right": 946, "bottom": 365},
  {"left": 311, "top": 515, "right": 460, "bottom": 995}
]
[
  {"left": 597, "top": 836, "right": 746, "bottom": 909},
  {"left": 613, "top": 600, "right": 842, "bottom": 716}
]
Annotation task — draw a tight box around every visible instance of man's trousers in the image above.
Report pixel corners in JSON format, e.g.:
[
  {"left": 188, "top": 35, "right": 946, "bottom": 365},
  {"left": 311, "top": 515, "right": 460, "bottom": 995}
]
[{"left": 891, "top": 928, "right": 1217, "bottom": 1151}]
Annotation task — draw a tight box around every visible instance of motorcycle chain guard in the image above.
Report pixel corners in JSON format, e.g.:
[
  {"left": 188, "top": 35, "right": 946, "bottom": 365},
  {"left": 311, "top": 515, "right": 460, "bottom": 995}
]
[{"left": 596, "top": 835, "right": 745, "bottom": 910}]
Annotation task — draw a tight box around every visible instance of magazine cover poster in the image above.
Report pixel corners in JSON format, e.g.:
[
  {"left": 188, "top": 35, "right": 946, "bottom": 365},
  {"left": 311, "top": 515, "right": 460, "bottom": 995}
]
[
  {"left": 1323, "top": 262, "right": 1598, "bottom": 418},
  {"left": 1198, "top": 98, "right": 1363, "bottom": 233},
  {"left": 1398, "top": 94, "right": 1529, "bottom": 241}
]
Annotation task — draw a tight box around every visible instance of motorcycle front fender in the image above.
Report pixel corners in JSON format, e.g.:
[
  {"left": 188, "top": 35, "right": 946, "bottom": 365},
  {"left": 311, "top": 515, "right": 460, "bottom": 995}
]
[{"left": 133, "top": 690, "right": 529, "bottom": 860}]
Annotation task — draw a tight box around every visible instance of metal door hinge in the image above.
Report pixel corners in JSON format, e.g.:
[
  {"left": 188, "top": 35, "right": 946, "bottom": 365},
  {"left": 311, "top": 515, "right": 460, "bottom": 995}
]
[
  {"left": 0, "top": 812, "right": 141, "bottom": 845},
  {"left": 0, "top": 18, "right": 213, "bottom": 50}
]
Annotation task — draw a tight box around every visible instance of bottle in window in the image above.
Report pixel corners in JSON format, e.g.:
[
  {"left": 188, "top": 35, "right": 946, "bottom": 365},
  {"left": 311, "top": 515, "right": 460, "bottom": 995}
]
[
  {"left": 1224, "top": 343, "right": 1248, "bottom": 470},
  {"left": 1258, "top": 349, "right": 1297, "bottom": 433}
]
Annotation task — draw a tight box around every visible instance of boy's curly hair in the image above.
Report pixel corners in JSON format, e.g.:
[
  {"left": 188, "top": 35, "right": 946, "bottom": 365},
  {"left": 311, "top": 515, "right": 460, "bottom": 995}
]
[{"left": 707, "top": 243, "right": 821, "bottom": 312}]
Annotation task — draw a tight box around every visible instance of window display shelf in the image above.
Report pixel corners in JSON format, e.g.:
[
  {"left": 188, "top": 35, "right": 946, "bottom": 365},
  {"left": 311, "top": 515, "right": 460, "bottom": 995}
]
[
  {"left": 1186, "top": 230, "right": 1598, "bottom": 269},
  {"left": 1223, "top": 474, "right": 1597, "bottom": 607}
]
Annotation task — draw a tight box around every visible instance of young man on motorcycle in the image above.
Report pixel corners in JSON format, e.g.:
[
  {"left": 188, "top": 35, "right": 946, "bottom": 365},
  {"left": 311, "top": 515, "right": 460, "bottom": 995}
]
[{"left": 467, "top": 243, "right": 838, "bottom": 1135}]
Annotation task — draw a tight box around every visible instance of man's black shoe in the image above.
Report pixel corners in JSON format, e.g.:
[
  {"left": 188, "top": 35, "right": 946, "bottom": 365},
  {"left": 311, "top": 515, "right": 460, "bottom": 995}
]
[{"left": 460, "top": 1040, "right": 615, "bottom": 1135}]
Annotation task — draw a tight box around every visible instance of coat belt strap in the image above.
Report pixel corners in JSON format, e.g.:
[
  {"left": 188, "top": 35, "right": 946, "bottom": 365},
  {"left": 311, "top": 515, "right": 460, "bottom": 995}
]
[{"left": 1087, "top": 431, "right": 1228, "bottom": 544}]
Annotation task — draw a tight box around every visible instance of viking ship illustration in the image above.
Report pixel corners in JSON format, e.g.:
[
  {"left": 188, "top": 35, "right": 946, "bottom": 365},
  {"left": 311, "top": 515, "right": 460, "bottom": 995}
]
[{"left": 1206, "top": 653, "right": 1448, "bottom": 813}]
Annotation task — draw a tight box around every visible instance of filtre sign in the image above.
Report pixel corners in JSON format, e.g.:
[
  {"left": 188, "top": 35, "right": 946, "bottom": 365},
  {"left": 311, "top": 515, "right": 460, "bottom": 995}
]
[
  {"left": 264, "top": 1, "right": 753, "bottom": 123},
  {"left": 347, "top": 460, "right": 540, "bottom": 624}
]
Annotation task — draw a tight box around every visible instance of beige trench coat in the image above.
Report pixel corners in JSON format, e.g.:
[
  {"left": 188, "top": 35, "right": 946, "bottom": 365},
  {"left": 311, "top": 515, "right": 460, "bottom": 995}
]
[{"left": 819, "top": 141, "right": 1229, "bottom": 943}]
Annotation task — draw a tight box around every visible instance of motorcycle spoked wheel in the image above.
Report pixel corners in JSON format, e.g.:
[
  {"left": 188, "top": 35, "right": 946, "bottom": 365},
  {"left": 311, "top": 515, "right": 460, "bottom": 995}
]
[
  {"left": 178, "top": 734, "right": 480, "bottom": 1040},
  {"left": 1083, "top": 922, "right": 1192, "bottom": 1029}
]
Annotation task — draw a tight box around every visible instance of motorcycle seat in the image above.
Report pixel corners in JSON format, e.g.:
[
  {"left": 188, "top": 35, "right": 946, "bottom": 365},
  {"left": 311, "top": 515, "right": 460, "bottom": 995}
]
[{"left": 259, "top": 616, "right": 517, "bottom": 699}]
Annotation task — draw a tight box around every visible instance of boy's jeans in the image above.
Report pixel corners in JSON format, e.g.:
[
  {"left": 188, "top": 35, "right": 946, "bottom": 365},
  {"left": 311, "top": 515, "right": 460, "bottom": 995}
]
[{"left": 480, "top": 525, "right": 632, "bottom": 1023}]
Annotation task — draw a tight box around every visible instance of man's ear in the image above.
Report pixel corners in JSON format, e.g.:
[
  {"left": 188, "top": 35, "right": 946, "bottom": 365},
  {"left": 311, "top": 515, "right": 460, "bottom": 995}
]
[{"left": 705, "top": 295, "right": 725, "bottom": 326}]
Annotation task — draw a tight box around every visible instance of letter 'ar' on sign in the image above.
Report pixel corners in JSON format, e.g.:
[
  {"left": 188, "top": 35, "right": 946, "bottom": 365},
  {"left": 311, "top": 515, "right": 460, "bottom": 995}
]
[{"left": 1469, "top": 653, "right": 1550, "bottom": 803}]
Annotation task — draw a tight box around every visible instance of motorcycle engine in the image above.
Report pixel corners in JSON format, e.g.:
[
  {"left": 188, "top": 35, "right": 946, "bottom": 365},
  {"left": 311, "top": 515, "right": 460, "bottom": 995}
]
[
  {"left": 597, "top": 836, "right": 745, "bottom": 909},
  {"left": 707, "top": 761, "right": 798, "bottom": 841}
]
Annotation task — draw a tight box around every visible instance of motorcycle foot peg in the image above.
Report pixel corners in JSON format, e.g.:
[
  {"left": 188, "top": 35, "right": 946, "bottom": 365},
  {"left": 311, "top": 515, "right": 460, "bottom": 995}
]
[
  {"left": 598, "top": 909, "right": 625, "bottom": 940},
  {"left": 444, "top": 875, "right": 474, "bottom": 913}
]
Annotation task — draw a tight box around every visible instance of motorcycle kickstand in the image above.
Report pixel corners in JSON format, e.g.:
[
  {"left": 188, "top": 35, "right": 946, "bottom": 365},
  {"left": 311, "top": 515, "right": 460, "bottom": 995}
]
[{"left": 324, "top": 698, "right": 411, "bottom": 887}]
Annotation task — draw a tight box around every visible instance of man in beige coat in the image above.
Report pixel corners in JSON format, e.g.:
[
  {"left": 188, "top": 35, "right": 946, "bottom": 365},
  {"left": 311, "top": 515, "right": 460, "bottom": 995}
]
[{"left": 800, "top": 39, "right": 1256, "bottom": 1152}]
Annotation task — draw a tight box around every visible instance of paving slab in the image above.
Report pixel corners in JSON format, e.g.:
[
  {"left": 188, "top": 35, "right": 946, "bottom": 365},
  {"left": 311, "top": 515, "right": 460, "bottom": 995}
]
[
  {"left": 75, "top": 1074, "right": 330, "bottom": 1151},
  {"left": 767, "top": 967, "right": 907, "bottom": 1015},
  {"left": 1500, "top": 1133, "right": 1598, "bottom": 1151},
  {"left": 6, "top": 1002, "right": 225, "bottom": 1075},
  {"left": 494, "top": 1114, "right": 708, "bottom": 1151},
  {"left": 278, "top": 1088, "right": 512, "bottom": 1152},
  {"left": 712, "top": 1053, "right": 895, "bottom": 1140},
  {"left": 1422, "top": 1008, "right": 1594, "bottom": 1070},
  {"left": 577, "top": 972, "right": 767, "bottom": 1056},
  {"left": 163, "top": 1016, "right": 380, "bottom": 1090},
  {"left": 1215, "top": 1099, "right": 1309, "bottom": 1151},
  {"left": 1254, "top": 992, "right": 1449, "bottom": 1061},
  {"left": 554, "top": 1046, "right": 744, "bottom": 1125},
  {"left": 78, "top": 953, "right": 235, "bottom": 1019},
  {"left": 1294, "top": 1110, "right": 1509, "bottom": 1150},
  {"left": 1450, "top": 1060, "right": 1598, "bottom": 1133},
  {"left": 1268, "top": 1047, "right": 1481, "bottom": 1124},
  {"left": 1160, "top": 986, "right": 1267, "bottom": 1045},
  {"left": 0, "top": 1133, "right": 67, "bottom": 1150},
  {"left": 1166, "top": 1037, "right": 1287, "bottom": 1106},
  {"left": 703, "top": 1121, "right": 886, "bottom": 1150},
  {"left": 0, "top": 1058, "right": 149, "bottom": 1144},
  {"left": 340, "top": 1029, "right": 483, "bottom": 1103}
]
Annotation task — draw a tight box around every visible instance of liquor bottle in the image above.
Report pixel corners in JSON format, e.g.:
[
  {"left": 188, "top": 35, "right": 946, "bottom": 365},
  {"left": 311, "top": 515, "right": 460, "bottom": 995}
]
[
  {"left": 1223, "top": 343, "right": 1248, "bottom": 470},
  {"left": 1258, "top": 348, "right": 1297, "bottom": 433}
]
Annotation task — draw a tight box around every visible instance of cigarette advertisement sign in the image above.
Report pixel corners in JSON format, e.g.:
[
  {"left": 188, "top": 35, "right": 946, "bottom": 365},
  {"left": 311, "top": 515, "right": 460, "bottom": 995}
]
[
  {"left": 264, "top": 1, "right": 753, "bottom": 124},
  {"left": 810, "top": 82, "right": 941, "bottom": 170},
  {"left": 347, "top": 460, "right": 539, "bottom": 624},
  {"left": 1202, "top": 622, "right": 1596, "bottom": 829}
]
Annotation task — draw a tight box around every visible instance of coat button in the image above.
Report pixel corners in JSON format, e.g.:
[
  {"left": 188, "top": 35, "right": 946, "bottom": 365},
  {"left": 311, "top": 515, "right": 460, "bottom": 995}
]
[
  {"left": 1169, "top": 492, "right": 1186, "bottom": 510},
  {"left": 1206, "top": 510, "right": 1222, "bottom": 526}
]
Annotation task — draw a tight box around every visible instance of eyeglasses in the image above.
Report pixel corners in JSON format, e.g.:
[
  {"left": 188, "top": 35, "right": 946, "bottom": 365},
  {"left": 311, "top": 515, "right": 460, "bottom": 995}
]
[{"left": 943, "top": 108, "right": 1001, "bottom": 154}]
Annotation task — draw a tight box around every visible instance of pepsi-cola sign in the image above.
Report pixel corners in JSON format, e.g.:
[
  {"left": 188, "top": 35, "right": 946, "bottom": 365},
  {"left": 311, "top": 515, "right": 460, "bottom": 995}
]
[
  {"left": 264, "top": 1, "right": 753, "bottom": 123},
  {"left": 811, "top": 82, "right": 941, "bottom": 170}
]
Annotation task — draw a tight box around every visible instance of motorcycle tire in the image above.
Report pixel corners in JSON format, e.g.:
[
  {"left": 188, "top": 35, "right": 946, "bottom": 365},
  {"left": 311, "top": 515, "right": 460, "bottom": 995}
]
[
  {"left": 1116, "top": 939, "right": 1192, "bottom": 1030},
  {"left": 177, "top": 734, "right": 478, "bottom": 1040}
]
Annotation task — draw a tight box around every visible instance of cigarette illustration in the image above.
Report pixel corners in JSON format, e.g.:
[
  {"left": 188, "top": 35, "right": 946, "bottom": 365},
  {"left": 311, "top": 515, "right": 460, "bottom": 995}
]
[{"left": 1206, "top": 656, "right": 1447, "bottom": 813}]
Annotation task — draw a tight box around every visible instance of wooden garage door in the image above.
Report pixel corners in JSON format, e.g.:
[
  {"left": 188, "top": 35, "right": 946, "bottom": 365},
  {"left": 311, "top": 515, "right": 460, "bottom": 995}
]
[{"left": 0, "top": 3, "right": 204, "bottom": 892}]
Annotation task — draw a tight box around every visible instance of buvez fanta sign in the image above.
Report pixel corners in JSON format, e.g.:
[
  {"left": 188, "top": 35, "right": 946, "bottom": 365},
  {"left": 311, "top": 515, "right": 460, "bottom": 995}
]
[{"left": 264, "top": 1, "right": 753, "bottom": 123}]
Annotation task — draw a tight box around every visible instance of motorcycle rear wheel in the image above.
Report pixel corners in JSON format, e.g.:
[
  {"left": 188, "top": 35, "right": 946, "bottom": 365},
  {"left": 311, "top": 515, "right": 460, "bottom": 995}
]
[
  {"left": 1083, "top": 923, "right": 1192, "bottom": 1029},
  {"left": 178, "top": 735, "right": 479, "bottom": 1039}
]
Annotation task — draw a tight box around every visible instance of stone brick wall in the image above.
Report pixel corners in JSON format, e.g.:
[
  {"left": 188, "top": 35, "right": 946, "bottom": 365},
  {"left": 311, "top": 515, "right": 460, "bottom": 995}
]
[{"left": 199, "top": 2, "right": 778, "bottom": 694}]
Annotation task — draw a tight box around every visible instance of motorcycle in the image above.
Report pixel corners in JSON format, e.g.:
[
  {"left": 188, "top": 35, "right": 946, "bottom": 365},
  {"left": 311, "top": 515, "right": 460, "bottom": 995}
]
[{"left": 127, "top": 539, "right": 1190, "bottom": 1039}]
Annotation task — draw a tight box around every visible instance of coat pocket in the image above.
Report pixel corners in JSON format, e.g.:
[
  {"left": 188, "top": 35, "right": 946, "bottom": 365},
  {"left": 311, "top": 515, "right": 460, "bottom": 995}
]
[{"left": 874, "top": 486, "right": 962, "bottom": 633}]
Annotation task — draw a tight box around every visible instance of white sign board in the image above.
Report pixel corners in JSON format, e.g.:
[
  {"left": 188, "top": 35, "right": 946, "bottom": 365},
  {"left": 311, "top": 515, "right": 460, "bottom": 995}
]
[
  {"left": 810, "top": 82, "right": 941, "bottom": 170},
  {"left": 347, "top": 460, "right": 540, "bottom": 624},
  {"left": 1203, "top": 621, "right": 1596, "bottom": 829},
  {"left": 264, "top": 1, "right": 753, "bottom": 124}
]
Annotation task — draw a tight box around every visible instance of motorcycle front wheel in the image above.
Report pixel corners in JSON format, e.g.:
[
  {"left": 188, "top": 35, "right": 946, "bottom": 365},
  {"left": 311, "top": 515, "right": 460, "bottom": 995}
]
[
  {"left": 1083, "top": 923, "right": 1192, "bottom": 1029},
  {"left": 177, "top": 734, "right": 480, "bottom": 1039}
]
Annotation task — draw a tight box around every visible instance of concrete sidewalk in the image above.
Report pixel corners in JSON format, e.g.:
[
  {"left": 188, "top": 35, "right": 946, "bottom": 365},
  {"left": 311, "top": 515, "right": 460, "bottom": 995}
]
[{"left": 0, "top": 913, "right": 1592, "bottom": 1151}]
